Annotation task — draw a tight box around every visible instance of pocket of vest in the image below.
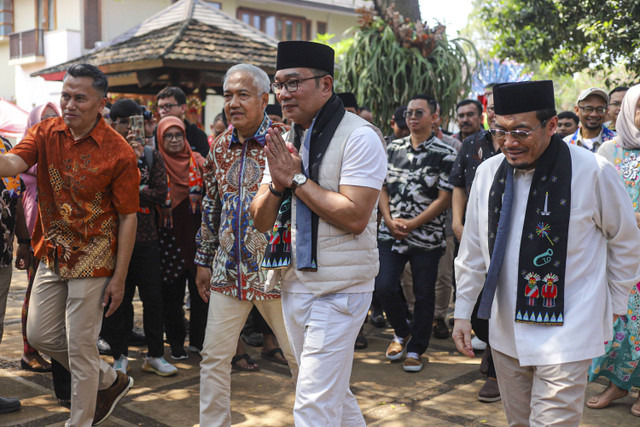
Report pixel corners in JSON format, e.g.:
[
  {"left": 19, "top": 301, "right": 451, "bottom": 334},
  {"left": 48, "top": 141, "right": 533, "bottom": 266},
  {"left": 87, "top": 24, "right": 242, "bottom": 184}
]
[{"left": 318, "top": 232, "right": 355, "bottom": 249}]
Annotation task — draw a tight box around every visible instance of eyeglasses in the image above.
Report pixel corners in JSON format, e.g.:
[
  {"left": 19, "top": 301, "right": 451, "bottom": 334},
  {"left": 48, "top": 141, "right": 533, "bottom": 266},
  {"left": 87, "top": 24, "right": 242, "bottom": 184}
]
[
  {"left": 578, "top": 105, "right": 607, "bottom": 114},
  {"left": 158, "top": 103, "right": 180, "bottom": 111},
  {"left": 271, "top": 75, "right": 327, "bottom": 94},
  {"left": 115, "top": 119, "right": 131, "bottom": 126},
  {"left": 403, "top": 109, "right": 426, "bottom": 118},
  {"left": 163, "top": 132, "right": 184, "bottom": 141},
  {"left": 490, "top": 120, "right": 547, "bottom": 141},
  {"left": 609, "top": 101, "right": 622, "bottom": 107}
]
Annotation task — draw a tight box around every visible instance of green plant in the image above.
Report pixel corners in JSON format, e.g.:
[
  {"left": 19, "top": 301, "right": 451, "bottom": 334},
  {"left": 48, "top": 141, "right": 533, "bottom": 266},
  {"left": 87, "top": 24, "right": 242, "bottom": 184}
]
[{"left": 334, "top": 6, "right": 477, "bottom": 134}]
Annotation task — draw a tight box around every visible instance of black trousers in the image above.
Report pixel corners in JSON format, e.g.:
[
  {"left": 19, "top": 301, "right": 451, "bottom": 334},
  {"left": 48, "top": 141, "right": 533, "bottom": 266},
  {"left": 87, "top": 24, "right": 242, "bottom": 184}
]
[
  {"left": 471, "top": 289, "right": 496, "bottom": 378},
  {"left": 102, "top": 241, "right": 165, "bottom": 358},
  {"left": 163, "top": 268, "right": 209, "bottom": 351}
]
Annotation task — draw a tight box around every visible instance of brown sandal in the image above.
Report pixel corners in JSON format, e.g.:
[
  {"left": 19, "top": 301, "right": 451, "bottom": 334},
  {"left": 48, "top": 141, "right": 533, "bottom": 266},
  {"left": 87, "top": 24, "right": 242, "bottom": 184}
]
[{"left": 586, "top": 385, "right": 628, "bottom": 409}]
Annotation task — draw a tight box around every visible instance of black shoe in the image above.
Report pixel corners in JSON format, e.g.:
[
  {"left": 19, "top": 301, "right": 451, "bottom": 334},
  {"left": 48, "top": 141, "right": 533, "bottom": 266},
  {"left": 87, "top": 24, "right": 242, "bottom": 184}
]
[
  {"left": 432, "top": 318, "right": 449, "bottom": 339},
  {"left": 128, "top": 330, "right": 146, "bottom": 346},
  {"left": 97, "top": 337, "right": 112, "bottom": 356},
  {"left": 0, "top": 396, "right": 20, "bottom": 414},
  {"left": 369, "top": 310, "right": 387, "bottom": 328}
]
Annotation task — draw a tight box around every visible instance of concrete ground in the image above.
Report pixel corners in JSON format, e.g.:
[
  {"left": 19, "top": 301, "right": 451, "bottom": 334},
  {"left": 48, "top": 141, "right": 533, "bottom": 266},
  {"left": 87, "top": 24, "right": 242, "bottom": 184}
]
[{"left": 0, "top": 267, "right": 638, "bottom": 426}]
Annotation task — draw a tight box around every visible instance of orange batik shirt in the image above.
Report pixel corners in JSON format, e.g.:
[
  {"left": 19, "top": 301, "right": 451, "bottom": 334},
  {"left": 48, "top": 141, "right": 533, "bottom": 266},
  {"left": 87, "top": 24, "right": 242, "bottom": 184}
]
[{"left": 11, "top": 116, "right": 140, "bottom": 279}]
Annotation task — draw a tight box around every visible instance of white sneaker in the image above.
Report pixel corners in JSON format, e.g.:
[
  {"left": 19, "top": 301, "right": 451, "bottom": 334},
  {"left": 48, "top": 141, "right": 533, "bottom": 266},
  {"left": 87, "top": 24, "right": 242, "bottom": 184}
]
[
  {"left": 471, "top": 336, "right": 487, "bottom": 351},
  {"left": 142, "top": 356, "right": 178, "bottom": 377},
  {"left": 113, "top": 355, "right": 129, "bottom": 374}
]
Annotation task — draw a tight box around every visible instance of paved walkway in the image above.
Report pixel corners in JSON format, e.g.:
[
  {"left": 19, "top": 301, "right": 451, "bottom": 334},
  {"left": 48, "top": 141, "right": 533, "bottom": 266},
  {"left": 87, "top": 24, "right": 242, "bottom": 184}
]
[{"left": 0, "top": 267, "right": 637, "bottom": 426}]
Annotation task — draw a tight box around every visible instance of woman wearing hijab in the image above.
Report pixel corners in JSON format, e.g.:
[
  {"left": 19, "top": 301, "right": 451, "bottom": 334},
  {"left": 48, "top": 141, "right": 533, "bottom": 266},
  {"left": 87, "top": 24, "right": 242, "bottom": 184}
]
[
  {"left": 156, "top": 116, "right": 207, "bottom": 359},
  {"left": 19, "top": 103, "right": 72, "bottom": 407},
  {"left": 589, "top": 84, "right": 640, "bottom": 416}
]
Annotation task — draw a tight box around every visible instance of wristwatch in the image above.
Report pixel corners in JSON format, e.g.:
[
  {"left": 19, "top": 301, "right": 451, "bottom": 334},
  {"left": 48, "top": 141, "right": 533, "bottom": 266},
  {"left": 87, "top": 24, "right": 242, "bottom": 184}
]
[{"left": 291, "top": 173, "right": 308, "bottom": 193}]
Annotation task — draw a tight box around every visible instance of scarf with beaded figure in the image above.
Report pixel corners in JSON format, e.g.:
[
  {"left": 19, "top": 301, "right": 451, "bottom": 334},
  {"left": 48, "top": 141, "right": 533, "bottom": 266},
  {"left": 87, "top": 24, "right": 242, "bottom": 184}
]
[{"left": 487, "top": 135, "right": 571, "bottom": 326}]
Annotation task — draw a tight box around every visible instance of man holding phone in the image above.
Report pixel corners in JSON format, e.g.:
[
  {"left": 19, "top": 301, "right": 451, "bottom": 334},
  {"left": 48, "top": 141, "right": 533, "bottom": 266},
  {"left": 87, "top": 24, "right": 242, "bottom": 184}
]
[{"left": 102, "top": 98, "right": 177, "bottom": 377}]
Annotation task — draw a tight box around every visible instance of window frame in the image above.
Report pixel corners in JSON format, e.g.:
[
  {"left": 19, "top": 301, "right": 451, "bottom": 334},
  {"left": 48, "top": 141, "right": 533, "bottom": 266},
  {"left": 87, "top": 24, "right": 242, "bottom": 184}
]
[
  {"left": 0, "top": 0, "right": 14, "bottom": 37},
  {"left": 237, "top": 7, "right": 310, "bottom": 41}
]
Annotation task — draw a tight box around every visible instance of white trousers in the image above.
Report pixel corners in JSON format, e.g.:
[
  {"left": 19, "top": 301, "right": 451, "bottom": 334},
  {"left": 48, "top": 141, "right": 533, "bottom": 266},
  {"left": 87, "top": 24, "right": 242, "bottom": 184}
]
[
  {"left": 282, "top": 291, "right": 371, "bottom": 427},
  {"left": 27, "top": 262, "right": 117, "bottom": 427},
  {"left": 199, "top": 292, "right": 298, "bottom": 427},
  {"left": 492, "top": 348, "right": 591, "bottom": 427}
]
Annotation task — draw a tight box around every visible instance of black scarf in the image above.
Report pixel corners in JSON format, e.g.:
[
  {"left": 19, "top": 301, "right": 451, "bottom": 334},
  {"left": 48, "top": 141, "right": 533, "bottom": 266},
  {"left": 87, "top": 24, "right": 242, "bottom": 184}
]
[
  {"left": 262, "top": 93, "right": 345, "bottom": 271},
  {"left": 488, "top": 135, "right": 572, "bottom": 326}
]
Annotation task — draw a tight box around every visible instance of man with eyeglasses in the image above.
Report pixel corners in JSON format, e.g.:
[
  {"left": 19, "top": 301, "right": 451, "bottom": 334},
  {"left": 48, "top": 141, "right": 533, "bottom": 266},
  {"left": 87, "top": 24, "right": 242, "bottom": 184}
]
[
  {"left": 156, "top": 86, "right": 210, "bottom": 158},
  {"left": 563, "top": 87, "right": 616, "bottom": 152},
  {"left": 604, "top": 86, "right": 628, "bottom": 131},
  {"left": 195, "top": 63, "right": 297, "bottom": 426},
  {"left": 250, "top": 41, "right": 386, "bottom": 426},
  {"left": 453, "top": 80, "right": 640, "bottom": 426},
  {"left": 374, "top": 94, "right": 456, "bottom": 373}
]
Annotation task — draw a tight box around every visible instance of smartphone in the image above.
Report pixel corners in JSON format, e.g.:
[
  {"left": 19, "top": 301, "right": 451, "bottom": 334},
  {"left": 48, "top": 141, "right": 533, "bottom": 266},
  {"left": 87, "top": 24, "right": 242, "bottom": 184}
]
[{"left": 129, "top": 115, "right": 145, "bottom": 146}]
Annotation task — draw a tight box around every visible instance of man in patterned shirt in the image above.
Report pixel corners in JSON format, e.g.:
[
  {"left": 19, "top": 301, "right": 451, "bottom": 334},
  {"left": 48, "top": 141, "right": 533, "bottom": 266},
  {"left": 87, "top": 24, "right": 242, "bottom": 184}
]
[
  {"left": 195, "top": 64, "right": 298, "bottom": 425},
  {"left": 375, "top": 94, "right": 457, "bottom": 372},
  {"left": 0, "top": 64, "right": 139, "bottom": 426}
]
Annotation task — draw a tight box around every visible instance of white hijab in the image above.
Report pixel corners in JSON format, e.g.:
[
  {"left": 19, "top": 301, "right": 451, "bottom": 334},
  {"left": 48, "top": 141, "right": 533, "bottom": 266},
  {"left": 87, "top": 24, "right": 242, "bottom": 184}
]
[{"left": 615, "top": 84, "right": 640, "bottom": 150}]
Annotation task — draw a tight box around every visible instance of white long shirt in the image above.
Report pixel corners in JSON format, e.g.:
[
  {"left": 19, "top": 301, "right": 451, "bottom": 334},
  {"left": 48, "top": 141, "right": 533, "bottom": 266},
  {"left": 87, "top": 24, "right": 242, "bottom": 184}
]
[{"left": 454, "top": 143, "right": 640, "bottom": 365}]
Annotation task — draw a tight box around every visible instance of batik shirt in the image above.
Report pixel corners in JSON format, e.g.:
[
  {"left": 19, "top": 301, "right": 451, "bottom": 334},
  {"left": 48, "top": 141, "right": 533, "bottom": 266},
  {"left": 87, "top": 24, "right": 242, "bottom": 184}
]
[
  {"left": 195, "top": 114, "right": 287, "bottom": 300},
  {"left": 11, "top": 116, "right": 140, "bottom": 279},
  {"left": 563, "top": 125, "right": 616, "bottom": 152},
  {"left": 0, "top": 138, "right": 23, "bottom": 268},
  {"left": 378, "top": 134, "right": 457, "bottom": 252}
]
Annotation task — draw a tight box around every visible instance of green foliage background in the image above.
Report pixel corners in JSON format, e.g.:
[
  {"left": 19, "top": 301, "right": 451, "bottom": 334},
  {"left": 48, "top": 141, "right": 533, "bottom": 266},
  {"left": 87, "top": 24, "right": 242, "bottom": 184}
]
[
  {"left": 480, "top": 0, "right": 640, "bottom": 85},
  {"left": 316, "top": 19, "right": 476, "bottom": 135}
]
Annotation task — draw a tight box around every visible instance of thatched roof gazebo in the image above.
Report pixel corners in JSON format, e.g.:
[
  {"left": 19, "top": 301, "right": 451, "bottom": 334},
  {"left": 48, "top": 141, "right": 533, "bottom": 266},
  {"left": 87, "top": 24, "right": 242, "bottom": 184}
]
[{"left": 32, "top": 0, "right": 278, "bottom": 96}]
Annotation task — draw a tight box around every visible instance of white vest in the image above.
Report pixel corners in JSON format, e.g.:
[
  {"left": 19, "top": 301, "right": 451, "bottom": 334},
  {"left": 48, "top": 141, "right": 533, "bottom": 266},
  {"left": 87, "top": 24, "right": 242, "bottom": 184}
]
[{"left": 266, "top": 112, "right": 385, "bottom": 296}]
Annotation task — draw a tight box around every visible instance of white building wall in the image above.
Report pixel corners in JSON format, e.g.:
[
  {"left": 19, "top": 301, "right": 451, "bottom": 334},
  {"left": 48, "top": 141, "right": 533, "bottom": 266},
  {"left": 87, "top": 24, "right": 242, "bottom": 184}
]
[{"left": 101, "top": 0, "right": 172, "bottom": 43}]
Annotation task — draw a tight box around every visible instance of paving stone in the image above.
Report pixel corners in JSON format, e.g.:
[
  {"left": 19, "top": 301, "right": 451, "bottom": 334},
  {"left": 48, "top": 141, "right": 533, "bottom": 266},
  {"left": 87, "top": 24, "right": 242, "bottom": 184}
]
[{"left": 1, "top": 266, "right": 638, "bottom": 426}]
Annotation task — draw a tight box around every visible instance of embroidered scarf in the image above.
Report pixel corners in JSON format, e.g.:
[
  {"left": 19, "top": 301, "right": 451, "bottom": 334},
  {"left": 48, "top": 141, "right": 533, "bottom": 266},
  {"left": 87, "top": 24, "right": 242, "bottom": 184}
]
[
  {"left": 487, "top": 135, "right": 571, "bottom": 326},
  {"left": 262, "top": 93, "right": 345, "bottom": 271}
]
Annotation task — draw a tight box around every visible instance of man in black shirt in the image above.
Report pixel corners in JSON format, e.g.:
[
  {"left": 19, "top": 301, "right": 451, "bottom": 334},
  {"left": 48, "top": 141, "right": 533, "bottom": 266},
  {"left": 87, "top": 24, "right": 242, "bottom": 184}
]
[{"left": 156, "top": 86, "right": 209, "bottom": 158}]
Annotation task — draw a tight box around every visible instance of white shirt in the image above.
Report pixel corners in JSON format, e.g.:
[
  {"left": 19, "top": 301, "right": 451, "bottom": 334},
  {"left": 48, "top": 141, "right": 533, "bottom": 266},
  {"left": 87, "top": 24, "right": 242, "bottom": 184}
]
[
  {"left": 454, "top": 142, "right": 640, "bottom": 365},
  {"left": 262, "top": 126, "right": 387, "bottom": 293}
]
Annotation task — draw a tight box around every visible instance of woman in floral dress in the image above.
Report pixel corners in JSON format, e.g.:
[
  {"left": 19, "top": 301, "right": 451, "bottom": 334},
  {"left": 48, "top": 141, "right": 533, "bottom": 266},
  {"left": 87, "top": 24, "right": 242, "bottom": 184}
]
[{"left": 589, "top": 84, "right": 640, "bottom": 416}]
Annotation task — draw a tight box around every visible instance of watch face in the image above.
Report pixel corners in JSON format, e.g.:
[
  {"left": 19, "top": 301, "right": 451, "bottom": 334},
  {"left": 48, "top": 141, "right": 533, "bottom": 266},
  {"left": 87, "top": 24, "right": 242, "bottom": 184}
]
[{"left": 294, "top": 174, "right": 307, "bottom": 185}]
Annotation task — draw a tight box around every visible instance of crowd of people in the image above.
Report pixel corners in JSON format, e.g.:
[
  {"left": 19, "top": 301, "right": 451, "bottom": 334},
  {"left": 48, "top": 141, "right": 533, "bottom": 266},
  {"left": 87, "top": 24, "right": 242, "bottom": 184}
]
[{"left": 0, "top": 40, "right": 638, "bottom": 427}]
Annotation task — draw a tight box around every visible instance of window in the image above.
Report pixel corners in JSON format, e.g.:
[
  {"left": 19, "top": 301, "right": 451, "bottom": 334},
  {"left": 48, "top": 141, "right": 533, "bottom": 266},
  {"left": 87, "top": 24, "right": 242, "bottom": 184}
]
[
  {"left": 237, "top": 8, "right": 310, "bottom": 41},
  {"left": 84, "top": 0, "right": 101, "bottom": 49},
  {"left": 36, "top": 0, "right": 55, "bottom": 30},
  {"left": 0, "top": 0, "right": 13, "bottom": 37},
  {"left": 317, "top": 21, "right": 327, "bottom": 35},
  {"left": 204, "top": 1, "right": 221, "bottom": 8}
]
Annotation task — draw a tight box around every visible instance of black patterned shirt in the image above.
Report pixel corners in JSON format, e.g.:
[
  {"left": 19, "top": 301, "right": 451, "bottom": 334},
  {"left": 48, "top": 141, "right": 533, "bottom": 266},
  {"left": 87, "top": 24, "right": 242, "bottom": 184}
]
[
  {"left": 449, "top": 130, "right": 498, "bottom": 194},
  {"left": 378, "top": 134, "right": 456, "bottom": 252}
]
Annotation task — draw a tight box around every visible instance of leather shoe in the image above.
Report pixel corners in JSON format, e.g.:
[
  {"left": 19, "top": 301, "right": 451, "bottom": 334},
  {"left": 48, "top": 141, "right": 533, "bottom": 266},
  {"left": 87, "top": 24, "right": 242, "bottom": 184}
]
[
  {"left": 0, "top": 396, "right": 20, "bottom": 414},
  {"left": 432, "top": 318, "right": 449, "bottom": 339},
  {"left": 93, "top": 371, "right": 133, "bottom": 425},
  {"left": 478, "top": 377, "right": 501, "bottom": 402},
  {"left": 21, "top": 356, "right": 52, "bottom": 373}
]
